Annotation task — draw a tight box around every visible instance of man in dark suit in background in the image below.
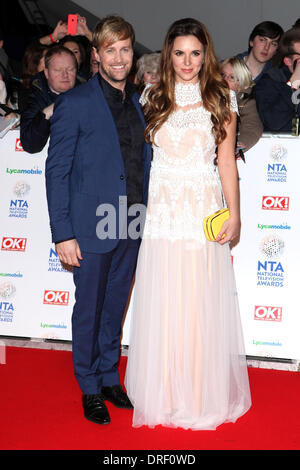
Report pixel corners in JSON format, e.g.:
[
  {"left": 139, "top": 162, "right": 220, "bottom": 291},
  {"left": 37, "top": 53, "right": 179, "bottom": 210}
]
[
  {"left": 255, "top": 27, "right": 300, "bottom": 133},
  {"left": 46, "top": 16, "right": 152, "bottom": 425},
  {"left": 20, "top": 45, "right": 77, "bottom": 153}
]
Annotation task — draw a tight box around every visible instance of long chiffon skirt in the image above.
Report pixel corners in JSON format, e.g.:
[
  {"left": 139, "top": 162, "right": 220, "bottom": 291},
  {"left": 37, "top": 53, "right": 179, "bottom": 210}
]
[{"left": 125, "top": 238, "right": 251, "bottom": 430}]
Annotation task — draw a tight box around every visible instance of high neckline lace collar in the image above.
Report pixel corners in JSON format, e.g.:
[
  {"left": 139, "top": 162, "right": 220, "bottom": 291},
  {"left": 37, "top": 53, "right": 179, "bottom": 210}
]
[{"left": 174, "top": 81, "right": 202, "bottom": 106}]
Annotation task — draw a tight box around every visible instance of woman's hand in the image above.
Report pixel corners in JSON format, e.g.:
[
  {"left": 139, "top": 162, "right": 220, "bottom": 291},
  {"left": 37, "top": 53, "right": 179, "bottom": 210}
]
[
  {"left": 216, "top": 214, "right": 241, "bottom": 245},
  {"left": 236, "top": 141, "right": 246, "bottom": 150},
  {"left": 4, "top": 112, "right": 20, "bottom": 130},
  {"left": 76, "top": 15, "right": 92, "bottom": 41},
  {"left": 52, "top": 20, "right": 68, "bottom": 41}
]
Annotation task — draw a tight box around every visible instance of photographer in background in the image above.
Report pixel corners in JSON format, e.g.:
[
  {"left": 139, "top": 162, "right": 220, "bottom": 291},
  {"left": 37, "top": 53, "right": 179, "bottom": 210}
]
[{"left": 255, "top": 27, "right": 300, "bottom": 134}]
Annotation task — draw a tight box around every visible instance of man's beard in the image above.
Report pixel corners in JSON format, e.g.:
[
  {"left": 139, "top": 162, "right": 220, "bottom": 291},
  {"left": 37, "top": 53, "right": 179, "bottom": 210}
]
[{"left": 99, "top": 62, "right": 130, "bottom": 85}]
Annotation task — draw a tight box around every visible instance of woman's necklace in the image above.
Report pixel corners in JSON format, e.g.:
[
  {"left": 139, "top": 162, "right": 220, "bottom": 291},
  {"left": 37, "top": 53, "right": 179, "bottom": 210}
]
[{"left": 174, "top": 81, "right": 202, "bottom": 106}]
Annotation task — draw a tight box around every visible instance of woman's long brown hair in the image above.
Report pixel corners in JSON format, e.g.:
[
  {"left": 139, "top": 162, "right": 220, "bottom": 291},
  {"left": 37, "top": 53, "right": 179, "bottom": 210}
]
[{"left": 143, "top": 18, "right": 232, "bottom": 145}]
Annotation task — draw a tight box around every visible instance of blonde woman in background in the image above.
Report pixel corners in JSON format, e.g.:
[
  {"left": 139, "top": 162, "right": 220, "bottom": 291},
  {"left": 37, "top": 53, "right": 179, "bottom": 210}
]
[
  {"left": 221, "top": 57, "right": 263, "bottom": 156},
  {"left": 134, "top": 52, "right": 161, "bottom": 92}
]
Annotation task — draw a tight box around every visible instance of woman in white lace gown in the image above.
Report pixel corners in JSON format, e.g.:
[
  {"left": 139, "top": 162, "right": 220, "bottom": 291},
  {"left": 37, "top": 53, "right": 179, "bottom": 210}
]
[{"left": 125, "top": 18, "right": 251, "bottom": 430}]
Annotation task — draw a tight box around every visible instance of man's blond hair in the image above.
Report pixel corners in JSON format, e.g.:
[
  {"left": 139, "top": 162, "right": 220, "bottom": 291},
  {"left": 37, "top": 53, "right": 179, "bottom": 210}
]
[{"left": 92, "top": 15, "right": 135, "bottom": 50}]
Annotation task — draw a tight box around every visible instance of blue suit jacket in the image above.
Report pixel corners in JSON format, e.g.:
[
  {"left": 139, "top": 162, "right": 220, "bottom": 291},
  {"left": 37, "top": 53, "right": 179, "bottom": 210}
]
[
  {"left": 46, "top": 74, "right": 152, "bottom": 253},
  {"left": 255, "top": 65, "right": 295, "bottom": 132}
]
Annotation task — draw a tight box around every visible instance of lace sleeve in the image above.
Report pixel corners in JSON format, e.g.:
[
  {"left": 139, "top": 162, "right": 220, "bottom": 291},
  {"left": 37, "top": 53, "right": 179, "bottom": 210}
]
[
  {"left": 229, "top": 90, "right": 239, "bottom": 114},
  {"left": 139, "top": 83, "right": 152, "bottom": 106}
]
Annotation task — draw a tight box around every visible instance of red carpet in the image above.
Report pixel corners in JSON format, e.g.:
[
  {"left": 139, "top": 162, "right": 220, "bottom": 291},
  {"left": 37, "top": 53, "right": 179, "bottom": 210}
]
[{"left": 0, "top": 346, "right": 300, "bottom": 451}]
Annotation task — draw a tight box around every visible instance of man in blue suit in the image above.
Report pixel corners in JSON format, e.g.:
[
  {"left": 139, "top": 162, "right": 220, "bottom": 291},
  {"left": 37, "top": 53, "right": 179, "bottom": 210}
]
[{"left": 46, "top": 16, "right": 152, "bottom": 425}]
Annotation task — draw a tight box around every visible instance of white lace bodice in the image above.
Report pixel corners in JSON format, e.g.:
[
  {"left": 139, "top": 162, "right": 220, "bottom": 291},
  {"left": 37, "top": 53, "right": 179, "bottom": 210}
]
[
  {"left": 153, "top": 82, "right": 216, "bottom": 170},
  {"left": 174, "top": 81, "right": 203, "bottom": 106},
  {"left": 142, "top": 82, "right": 238, "bottom": 242}
]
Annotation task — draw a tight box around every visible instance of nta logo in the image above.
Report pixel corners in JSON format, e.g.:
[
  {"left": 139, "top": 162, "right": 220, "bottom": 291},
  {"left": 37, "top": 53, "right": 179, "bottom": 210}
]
[
  {"left": 260, "top": 234, "right": 284, "bottom": 258},
  {"left": 270, "top": 144, "right": 287, "bottom": 161}
]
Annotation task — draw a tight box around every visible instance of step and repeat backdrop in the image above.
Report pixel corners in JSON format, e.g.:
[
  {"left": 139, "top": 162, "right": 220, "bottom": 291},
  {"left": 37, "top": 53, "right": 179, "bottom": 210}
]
[
  {"left": 232, "top": 135, "right": 300, "bottom": 360},
  {"left": 0, "top": 130, "right": 299, "bottom": 359}
]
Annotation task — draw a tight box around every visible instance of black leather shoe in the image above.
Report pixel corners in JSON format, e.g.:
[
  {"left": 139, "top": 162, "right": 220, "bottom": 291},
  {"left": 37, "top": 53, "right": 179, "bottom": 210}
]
[
  {"left": 101, "top": 385, "right": 133, "bottom": 409},
  {"left": 82, "top": 394, "right": 111, "bottom": 425}
]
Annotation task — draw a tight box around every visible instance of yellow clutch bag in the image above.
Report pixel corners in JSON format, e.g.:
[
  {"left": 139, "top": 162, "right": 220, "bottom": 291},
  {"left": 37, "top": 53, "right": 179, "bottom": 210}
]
[{"left": 203, "top": 208, "right": 230, "bottom": 241}]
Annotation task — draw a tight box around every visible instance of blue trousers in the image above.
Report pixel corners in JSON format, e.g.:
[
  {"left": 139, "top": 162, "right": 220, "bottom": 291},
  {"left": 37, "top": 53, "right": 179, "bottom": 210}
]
[{"left": 72, "top": 236, "right": 140, "bottom": 394}]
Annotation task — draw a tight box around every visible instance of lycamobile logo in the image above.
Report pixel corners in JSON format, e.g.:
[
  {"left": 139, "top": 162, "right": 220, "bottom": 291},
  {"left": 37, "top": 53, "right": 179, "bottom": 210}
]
[
  {"left": 40, "top": 322, "right": 67, "bottom": 329},
  {"left": 0, "top": 272, "right": 23, "bottom": 278},
  {"left": 6, "top": 167, "right": 42, "bottom": 175},
  {"left": 257, "top": 223, "right": 291, "bottom": 230}
]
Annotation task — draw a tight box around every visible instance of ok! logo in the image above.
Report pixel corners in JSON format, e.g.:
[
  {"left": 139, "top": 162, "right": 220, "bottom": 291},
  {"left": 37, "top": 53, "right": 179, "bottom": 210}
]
[
  {"left": 15, "top": 139, "right": 24, "bottom": 152},
  {"left": 1, "top": 237, "right": 27, "bottom": 252},
  {"left": 262, "top": 196, "right": 289, "bottom": 211},
  {"left": 254, "top": 306, "right": 282, "bottom": 322},
  {"left": 43, "top": 290, "right": 70, "bottom": 306}
]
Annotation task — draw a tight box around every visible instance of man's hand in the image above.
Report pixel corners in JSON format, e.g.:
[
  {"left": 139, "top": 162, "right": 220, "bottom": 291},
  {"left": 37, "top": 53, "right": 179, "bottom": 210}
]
[
  {"left": 43, "top": 103, "right": 54, "bottom": 120},
  {"left": 290, "top": 59, "right": 300, "bottom": 89},
  {"left": 55, "top": 239, "right": 83, "bottom": 267}
]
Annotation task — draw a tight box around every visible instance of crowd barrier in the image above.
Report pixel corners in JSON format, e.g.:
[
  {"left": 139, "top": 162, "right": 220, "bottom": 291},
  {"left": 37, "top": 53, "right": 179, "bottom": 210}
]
[{"left": 0, "top": 130, "right": 299, "bottom": 360}]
